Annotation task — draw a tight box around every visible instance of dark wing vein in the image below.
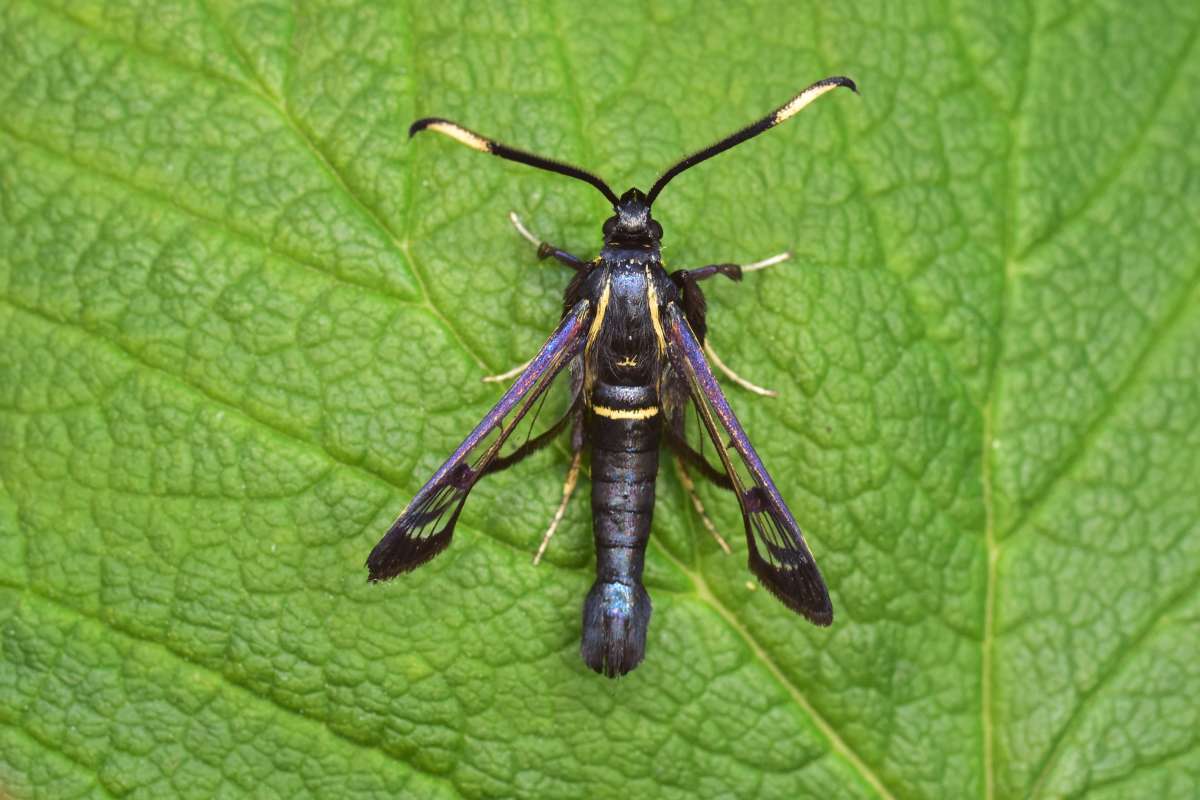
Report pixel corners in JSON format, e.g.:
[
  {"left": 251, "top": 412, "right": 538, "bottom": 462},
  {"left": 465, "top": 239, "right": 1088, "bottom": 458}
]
[{"left": 366, "top": 300, "right": 591, "bottom": 581}]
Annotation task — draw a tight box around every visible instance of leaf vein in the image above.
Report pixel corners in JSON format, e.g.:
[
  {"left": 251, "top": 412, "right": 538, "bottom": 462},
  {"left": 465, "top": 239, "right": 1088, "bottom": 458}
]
[
  {"left": 24, "top": 0, "right": 490, "bottom": 372},
  {"left": 0, "top": 718, "right": 115, "bottom": 799},
  {"left": 0, "top": 294, "right": 590, "bottom": 575},
  {"left": 194, "top": 0, "right": 492, "bottom": 374},
  {"left": 0, "top": 124, "right": 419, "bottom": 310},
  {"left": 982, "top": 5, "right": 1045, "bottom": 795},
  {"left": 0, "top": 125, "right": 496, "bottom": 410},
  {"left": 651, "top": 535, "right": 898, "bottom": 800},
  {"left": 2, "top": 582, "right": 466, "bottom": 798},
  {"left": 1015, "top": 18, "right": 1200, "bottom": 263},
  {"left": 1026, "top": 572, "right": 1200, "bottom": 798},
  {"left": 0, "top": 296, "right": 408, "bottom": 505},
  {"left": 1006, "top": 266, "right": 1200, "bottom": 541}
]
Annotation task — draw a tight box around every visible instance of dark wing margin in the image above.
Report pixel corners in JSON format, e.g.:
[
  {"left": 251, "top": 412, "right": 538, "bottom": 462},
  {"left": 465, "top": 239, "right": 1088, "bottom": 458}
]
[
  {"left": 366, "top": 299, "right": 592, "bottom": 581},
  {"left": 663, "top": 303, "right": 832, "bottom": 625}
]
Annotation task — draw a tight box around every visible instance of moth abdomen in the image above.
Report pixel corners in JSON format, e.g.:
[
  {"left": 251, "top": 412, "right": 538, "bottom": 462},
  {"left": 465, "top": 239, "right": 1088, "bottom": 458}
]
[{"left": 583, "top": 380, "right": 662, "bottom": 676}]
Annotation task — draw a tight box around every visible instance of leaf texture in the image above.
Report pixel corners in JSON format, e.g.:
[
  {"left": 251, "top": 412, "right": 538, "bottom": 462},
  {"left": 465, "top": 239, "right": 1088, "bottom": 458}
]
[{"left": 1, "top": 1, "right": 1198, "bottom": 798}]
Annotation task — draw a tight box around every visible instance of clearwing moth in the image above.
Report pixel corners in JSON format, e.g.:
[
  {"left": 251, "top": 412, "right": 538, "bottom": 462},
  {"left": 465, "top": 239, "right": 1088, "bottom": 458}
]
[{"left": 367, "top": 76, "right": 858, "bottom": 677}]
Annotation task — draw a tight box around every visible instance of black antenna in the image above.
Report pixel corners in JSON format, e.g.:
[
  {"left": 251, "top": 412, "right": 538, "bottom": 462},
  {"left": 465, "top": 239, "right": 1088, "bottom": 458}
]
[
  {"left": 645, "top": 76, "right": 857, "bottom": 207},
  {"left": 410, "top": 118, "right": 620, "bottom": 208}
]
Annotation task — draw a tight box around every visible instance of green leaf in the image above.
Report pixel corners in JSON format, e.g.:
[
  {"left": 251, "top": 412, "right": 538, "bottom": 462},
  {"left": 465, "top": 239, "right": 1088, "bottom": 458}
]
[{"left": 2, "top": 1, "right": 1198, "bottom": 798}]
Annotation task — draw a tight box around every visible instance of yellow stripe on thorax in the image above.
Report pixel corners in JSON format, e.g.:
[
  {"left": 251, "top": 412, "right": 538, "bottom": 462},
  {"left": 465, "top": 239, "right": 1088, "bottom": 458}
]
[
  {"left": 587, "top": 273, "right": 612, "bottom": 348},
  {"left": 644, "top": 267, "right": 667, "bottom": 355}
]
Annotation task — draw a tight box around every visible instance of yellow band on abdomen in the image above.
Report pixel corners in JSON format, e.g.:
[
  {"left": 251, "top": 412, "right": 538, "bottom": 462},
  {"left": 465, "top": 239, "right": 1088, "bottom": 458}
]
[{"left": 592, "top": 404, "right": 659, "bottom": 420}]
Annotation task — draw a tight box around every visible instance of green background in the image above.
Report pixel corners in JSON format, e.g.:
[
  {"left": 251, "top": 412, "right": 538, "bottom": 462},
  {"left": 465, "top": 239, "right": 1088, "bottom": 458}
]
[{"left": 2, "top": 1, "right": 1198, "bottom": 798}]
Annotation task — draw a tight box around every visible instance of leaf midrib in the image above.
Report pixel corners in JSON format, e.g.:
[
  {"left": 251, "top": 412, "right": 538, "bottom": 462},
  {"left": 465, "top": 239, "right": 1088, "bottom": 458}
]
[{"left": 980, "top": 8, "right": 1200, "bottom": 798}]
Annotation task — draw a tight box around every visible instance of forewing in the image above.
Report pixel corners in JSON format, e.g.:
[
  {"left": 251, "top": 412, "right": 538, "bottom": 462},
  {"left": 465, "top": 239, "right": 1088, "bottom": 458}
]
[
  {"left": 663, "top": 303, "right": 832, "bottom": 624},
  {"left": 366, "top": 300, "right": 591, "bottom": 581}
]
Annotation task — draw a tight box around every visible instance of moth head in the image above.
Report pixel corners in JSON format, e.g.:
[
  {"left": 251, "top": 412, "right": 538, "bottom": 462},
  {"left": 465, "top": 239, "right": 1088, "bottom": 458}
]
[{"left": 601, "top": 188, "right": 663, "bottom": 248}]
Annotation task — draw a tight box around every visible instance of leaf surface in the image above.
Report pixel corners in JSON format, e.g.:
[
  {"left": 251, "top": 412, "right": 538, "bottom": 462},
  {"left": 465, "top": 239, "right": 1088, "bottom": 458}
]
[{"left": 2, "top": 1, "right": 1198, "bottom": 798}]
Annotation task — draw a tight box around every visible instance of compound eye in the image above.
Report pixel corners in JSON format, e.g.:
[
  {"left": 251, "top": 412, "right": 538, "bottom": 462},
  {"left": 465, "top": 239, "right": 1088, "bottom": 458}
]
[
  {"left": 649, "top": 220, "right": 663, "bottom": 240},
  {"left": 602, "top": 217, "right": 616, "bottom": 235}
]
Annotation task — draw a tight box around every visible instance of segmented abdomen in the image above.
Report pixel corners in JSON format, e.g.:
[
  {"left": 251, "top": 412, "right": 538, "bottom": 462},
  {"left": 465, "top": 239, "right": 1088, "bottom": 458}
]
[{"left": 582, "top": 380, "right": 661, "bottom": 677}]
